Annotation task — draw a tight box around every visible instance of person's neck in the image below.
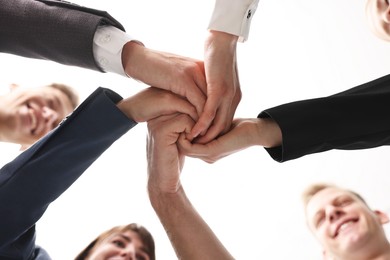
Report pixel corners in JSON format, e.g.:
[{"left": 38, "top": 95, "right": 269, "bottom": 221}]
[{"left": 339, "top": 243, "right": 390, "bottom": 260}]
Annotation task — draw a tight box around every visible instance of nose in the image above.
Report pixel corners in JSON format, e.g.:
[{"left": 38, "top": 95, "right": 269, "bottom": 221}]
[
  {"left": 42, "top": 106, "right": 59, "bottom": 127},
  {"left": 120, "top": 243, "right": 136, "bottom": 260},
  {"left": 325, "top": 205, "right": 343, "bottom": 222}
]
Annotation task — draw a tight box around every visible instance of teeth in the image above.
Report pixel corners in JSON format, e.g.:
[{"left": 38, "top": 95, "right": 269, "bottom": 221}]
[{"left": 338, "top": 221, "right": 355, "bottom": 234}]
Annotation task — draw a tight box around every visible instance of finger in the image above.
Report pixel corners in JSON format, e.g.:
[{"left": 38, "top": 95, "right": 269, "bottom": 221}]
[
  {"left": 188, "top": 97, "right": 219, "bottom": 140},
  {"left": 177, "top": 134, "right": 218, "bottom": 164},
  {"left": 177, "top": 134, "right": 205, "bottom": 157},
  {"left": 185, "top": 88, "right": 206, "bottom": 118},
  {"left": 194, "top": 61, "right": 207, "bottom": 95},
  {"left": 163, "top": 95, "right": 198, "bottom": 122},
  {"left": 149, "top": 113, "right": 195, "bottom": 142},
  {"left": 147, "top": 113, "right": 182, "bottom": 135},
  {"left": 192, "top": 104, "right": 232, "bottom": 144},
  {"left": 195, "top": 83, "right": 240, "bottom": 143}
]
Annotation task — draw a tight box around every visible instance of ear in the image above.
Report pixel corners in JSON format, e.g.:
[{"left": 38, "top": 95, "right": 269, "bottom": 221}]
[
  {"left": 385, "top": 5, "right": 390, "bottom": 23},
  {"left": 9, "top": 84, "right": 19, "bottom": 92},
  {"left": 374, "top": 210, "right": 390, "bottom": 224}
]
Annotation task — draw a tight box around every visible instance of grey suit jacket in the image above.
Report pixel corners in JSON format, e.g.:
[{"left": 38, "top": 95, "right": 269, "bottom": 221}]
[{"left": 0, "top": 0, "right": 125, "bottom": 71}]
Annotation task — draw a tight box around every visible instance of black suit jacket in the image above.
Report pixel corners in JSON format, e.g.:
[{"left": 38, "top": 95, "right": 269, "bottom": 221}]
[{"left": 260, "top": 74, "right": 390, "bottom": 162}]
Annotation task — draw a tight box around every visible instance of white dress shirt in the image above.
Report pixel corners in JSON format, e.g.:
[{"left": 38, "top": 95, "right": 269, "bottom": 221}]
[
  {"left": 93, "top": 0, "right": 260, "bottom": 76},
  {"left": 93, "top": 26, "right": 142, "bottom": 77},
  {"left": 208, "top": 0, "right": 259, "bottom": 42}
]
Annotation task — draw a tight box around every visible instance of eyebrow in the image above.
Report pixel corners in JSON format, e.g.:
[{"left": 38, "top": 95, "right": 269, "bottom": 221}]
[
  {"left": 311, "top": 195, "right": 354, "bottom": 223},
  {"left": 118, "top": 234, "right": 151, "bottom": 255},
  {"left": 118, "top": 234, "right": 131, "bottom": 242}
]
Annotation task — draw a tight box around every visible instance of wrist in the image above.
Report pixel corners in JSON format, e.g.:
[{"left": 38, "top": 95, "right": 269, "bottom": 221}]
[
  {"left": 206, "top": 30, "right": 238, "bottom": 49},
  {"left": 148, "top": 182, "right": 184, "bottom": 209},
  {"left": 121, "top": 41, "right": 145, "bottom": 79},
  {"left": 255, "top": 118, "right": 282, "bottom": 148},
  {"left": 116, "top": 99, "right": 137, "bottom": 122}
]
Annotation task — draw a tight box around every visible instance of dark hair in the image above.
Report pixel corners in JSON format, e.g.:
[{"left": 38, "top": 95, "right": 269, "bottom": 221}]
[{"left": 75, "top": 223, "right": 155, "bottom": 260}]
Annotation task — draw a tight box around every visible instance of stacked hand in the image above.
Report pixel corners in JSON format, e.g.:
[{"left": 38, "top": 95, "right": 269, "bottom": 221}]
[
  {"left": 119, "top": 30, "right": 279, "bottom": 260},
  {"left": 190, "top": 30, "right": 241, "bottom": 143},
  {"left": 122, "top": 30, "right": 241, "bottom": 146}
]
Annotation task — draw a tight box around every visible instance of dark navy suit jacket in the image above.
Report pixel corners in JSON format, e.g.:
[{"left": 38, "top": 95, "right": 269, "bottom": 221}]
[{"left": 0, "top": 88, "right": 136, "bottom": 259}]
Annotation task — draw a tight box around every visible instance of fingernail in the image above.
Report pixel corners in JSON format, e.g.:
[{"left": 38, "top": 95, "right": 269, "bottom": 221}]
[{"left": 191, "top": 129, "right": 200, "bottom": 138}]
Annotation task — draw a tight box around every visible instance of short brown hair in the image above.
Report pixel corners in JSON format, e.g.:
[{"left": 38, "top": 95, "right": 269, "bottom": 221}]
[
  {"left": 75, "top": 223, "right": 155, "bottom": 260},
  {"left": 302, "top": 183, "right": 368, "bottom": 210},
  {"left": 47, "top": 83, "right": 79, "bottom": 109}
]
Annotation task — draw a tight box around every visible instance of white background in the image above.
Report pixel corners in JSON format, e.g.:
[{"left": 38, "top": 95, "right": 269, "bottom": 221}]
[{"left": 1, "top": 0, "right": 390, "bottom": 259}]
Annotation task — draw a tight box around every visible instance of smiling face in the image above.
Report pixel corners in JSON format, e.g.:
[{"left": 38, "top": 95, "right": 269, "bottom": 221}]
[
  {"left": 86, "top": 230, "right": 151, "bottom": 260},
  {"left": 0, "top": 85, "right": 74, "bottom": 146},
  {"left": 366, "top": 0, "right": 390, "bottom": 41},
  {"left": 306, "top": 187, "right": 389, "bottom": 259}
]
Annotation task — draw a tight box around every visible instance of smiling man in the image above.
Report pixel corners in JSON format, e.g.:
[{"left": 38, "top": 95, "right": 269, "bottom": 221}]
[
  {"left": 0, "top": 83, "right": 78, "bottom": 148},
  {"left": 303, "top": 183, "right": 390, "bottom": 260}
]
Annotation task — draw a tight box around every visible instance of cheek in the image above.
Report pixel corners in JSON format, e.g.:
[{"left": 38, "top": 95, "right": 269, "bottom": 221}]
[{"left": 315, "top": 227, "right": 330, "bottom": 243}]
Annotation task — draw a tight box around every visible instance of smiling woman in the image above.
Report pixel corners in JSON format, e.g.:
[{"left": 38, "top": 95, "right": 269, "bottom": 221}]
[
  {"left": 0, "top": 83, "right": 77, "bottom": 148},
  {"left": 75, "top": 223, "right": 155, "bottom": 260}
]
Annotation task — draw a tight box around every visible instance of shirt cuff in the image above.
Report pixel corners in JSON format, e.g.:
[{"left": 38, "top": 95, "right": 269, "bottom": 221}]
[
  {"left": 93, "top": 26, "right": 143, "bottom": 77},
  {"left": 208, "top": 0, "right": 259, "bottom": 42}
]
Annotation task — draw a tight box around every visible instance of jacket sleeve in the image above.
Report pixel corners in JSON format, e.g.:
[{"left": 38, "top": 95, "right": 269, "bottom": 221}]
[
  {"left": 0, "top": 87, "right": 136, "bottom": 259},
  {"left": 259, "top": 74, "right": 390, "bottom": 162},
  {"left": 0, "top": 0, "right": 125, "bottom": 71}
]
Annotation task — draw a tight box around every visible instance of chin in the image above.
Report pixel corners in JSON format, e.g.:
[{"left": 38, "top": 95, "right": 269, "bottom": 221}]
[{"left": 341, "top": 233, "right": 367, "bottom": 252}]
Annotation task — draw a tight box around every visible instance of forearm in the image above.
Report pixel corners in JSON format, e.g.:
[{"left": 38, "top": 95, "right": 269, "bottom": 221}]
[
  {"left": 149, "top": 186, "right": 234, "bottom": 260},
  {"left": 0, "top": 0, "right": 124, "bottom": 71},
  {"left": 0, "top": 88, "right": 136, "bottom": 258}
]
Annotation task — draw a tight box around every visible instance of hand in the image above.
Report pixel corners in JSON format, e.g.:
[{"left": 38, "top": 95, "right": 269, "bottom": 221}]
[
  {"left": 147, "top": 113, "right": 195, "bottom": 194},
  {"left": 188, "top": 31, "right": 241, "bottom": 143},
  {"left": 122, "top": 42, "right": 207, "bottom": 117},
  {"left": 117, "top": 87, "right": 198, "bottom": 122},
  {"left": 179, "top": 118, "right": 282, "bottom": 163},
  {"left": 147, "top": 113, "right": 234, "bottom": 260}
]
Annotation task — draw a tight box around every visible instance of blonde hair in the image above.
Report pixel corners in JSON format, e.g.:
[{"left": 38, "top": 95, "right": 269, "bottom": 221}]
[
  {"left": 302, "top": 183, "right": 368, "bottom": 210},
  {"left": 47, "top": 83, "right": 79, "bottom": 109}
]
